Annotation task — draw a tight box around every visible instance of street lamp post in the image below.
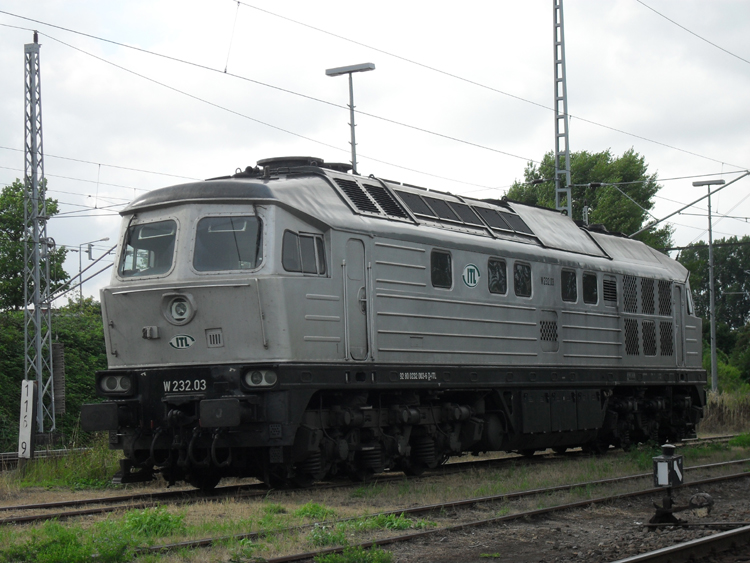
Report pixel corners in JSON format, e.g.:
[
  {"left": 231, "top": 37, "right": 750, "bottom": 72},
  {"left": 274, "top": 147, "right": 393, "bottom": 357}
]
[
  {"left": 325, "top": 63, "right": 375, "bottom": 175},
  {"left": 692, "top": 179, "right": 725, "bottom": 392},
  {"left": 77, "top": 237, "right": 109, "bottom": 302}
]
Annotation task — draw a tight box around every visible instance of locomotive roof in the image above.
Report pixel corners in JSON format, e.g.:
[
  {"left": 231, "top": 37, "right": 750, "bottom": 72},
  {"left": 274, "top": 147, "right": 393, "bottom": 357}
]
[{"left": 123, "top": 157, "right": 687, "bottom": 281}]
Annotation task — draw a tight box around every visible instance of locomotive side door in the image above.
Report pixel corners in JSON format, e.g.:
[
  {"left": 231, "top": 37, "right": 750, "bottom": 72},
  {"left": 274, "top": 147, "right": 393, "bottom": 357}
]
[
  {"left": 674, "top": 284, "right": 685, "bottom": 366},
  {"left": 345, "top": 238, "right": 368, "bottom": 361}
]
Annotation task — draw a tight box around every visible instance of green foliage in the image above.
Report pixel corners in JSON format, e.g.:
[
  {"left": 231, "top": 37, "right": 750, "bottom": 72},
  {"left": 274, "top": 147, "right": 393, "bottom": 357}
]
[
  {"left": 122, "top": 506, "right": 185, "bottom": 538},
  {"left": 0, "top": 179, "right": 69, "bottom": 311},
  {"left": 309, "top": 524, "right": 347, "bottom": 547},
  {"left": 229, "top": 537, "right": 261, "bottom": 562},
  {"left": 0, "top": 520, "right": 129, "bottom": 563},
  {"left": 345, "top": 513, "right": 433, "bottom": 532},
  {"left": 728, "top": 433, "right": 750, "bottom": 448},
  {"left": 263, "top": 503, "right": 287, "bottom": 515},
  {"left": 314, "top": 545, "right": 392, "bottom": 563},
  {"left": 625, "top": 443, "right": 661, "bottom": 471},
  {"left": 507, "top": 149, "right": 672, "bottom": 249},
  {"left": 678, "top": 236, "right": 750, "bottom": 331},
  {"left": 0, "top": 298, "right": 107, "bottom": 451},
  {"left": 294, "top": 502, "right": 337, "bottom": 520},
  {"left": 14, "top": 436, "right": 121, "bottom": 489}
]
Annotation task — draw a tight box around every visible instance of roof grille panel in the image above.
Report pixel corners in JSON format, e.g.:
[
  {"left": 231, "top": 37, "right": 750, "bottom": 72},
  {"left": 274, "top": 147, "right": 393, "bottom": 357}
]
[
  {"left": 333, "top": 178, "right": 379, "bottom": 214},
  {"left": 501, "top": 211, "right": 534, "bottom": 234},
  {"left": 450, "top": 202, "right": 483, "bottom": 225},
  {"left": 423, "top": 196, "right": 461, "bottom": 221},
  {"left": 473, "top": 207, "right": 512, "bottom": 230},
  {"left": 362, "top": 184, "right": 409, "bottom": 219},
  {"left": 395, "top": 190, "right": 436, "bottom": 217}
]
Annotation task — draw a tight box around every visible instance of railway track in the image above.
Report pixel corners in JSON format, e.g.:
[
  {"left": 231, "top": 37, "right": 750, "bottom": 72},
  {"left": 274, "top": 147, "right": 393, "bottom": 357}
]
[
  {"left": 611, "top": 524, "right": 750, "bottom": 563},
  {"left": 0, "top": 436, "right": 743, "bottom": 526},
  {"left": 132, "top": 464, "right": 750, "bottom": 562}
]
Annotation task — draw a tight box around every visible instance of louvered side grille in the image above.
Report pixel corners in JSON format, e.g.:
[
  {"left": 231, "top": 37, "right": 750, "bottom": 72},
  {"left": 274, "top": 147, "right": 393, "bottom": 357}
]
[{"left": 603, "top": 279, "right": 617, "bottom": 303}]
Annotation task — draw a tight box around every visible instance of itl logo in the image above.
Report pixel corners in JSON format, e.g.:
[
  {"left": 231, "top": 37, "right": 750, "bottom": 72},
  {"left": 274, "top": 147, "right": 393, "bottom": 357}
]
[
  {"left": 169, "top": 335, "right": 195, "bottom": 349},
  {"left": 462, "top": 264, "right": 480, "bottom": 288}
]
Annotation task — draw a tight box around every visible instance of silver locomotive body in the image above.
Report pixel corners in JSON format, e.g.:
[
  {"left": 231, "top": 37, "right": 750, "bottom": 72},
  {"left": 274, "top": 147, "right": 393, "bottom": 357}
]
[{"left": 82, "top": 157, "right": 706, "bottom": 488}]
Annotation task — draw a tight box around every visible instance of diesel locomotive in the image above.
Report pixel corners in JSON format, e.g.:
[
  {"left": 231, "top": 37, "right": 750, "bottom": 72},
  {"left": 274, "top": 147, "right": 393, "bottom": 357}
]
[{"left": 82, "top": 156, "right": 706, "bottom": 489}]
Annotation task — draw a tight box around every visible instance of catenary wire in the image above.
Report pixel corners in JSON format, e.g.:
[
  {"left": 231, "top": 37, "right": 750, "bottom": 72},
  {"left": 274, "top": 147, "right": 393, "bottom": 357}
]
[
  {"left": 38, "top": 33, "right": 503, "bottom": 190},
  {"left": 2, "top": 9, "right": 745, "bottom": 171},
  {"left": 0, "top": 145, "right": 198, "bottom": 182},
  {"left": 635, "top": 0, "right": 750, "bottom": 66},
  {"left": 229, "top": 1, "right": 748, "bottom": 171},
  {"left": 0, "top": 12, "right": 539, "bottom": 167}
]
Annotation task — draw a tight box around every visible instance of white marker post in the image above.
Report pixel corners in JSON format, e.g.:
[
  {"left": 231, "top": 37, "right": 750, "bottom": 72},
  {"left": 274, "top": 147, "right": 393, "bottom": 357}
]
[{"left": 18, "top": 380, "right": 38, "bottom": 463}]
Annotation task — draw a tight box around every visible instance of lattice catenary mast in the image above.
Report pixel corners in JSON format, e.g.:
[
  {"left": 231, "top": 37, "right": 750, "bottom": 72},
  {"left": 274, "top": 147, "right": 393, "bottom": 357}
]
[
  {"left": 24, "top": 32, "right": 56, "bottom": 434},
  {"left": 553, "top": 0, "right": 572, "bottom": 217}
]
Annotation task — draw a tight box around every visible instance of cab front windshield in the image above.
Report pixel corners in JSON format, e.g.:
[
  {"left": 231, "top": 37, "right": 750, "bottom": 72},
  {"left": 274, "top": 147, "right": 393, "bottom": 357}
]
[
  {"left": 118, "top": 220, "right": 177, "bottom": 278},
  {"left": 193, "top": 216, "right": 262, "bottom": 271}
]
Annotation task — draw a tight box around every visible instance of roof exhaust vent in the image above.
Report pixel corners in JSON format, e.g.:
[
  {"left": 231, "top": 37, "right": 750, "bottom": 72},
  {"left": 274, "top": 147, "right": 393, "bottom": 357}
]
[{"left": 257, "top": 156, "right": 324, "bottom": 172}]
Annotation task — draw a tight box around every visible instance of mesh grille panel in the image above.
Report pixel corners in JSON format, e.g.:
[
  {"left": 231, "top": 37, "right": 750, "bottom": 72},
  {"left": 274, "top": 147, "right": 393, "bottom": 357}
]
[
  {"left": 363, "top": 184, "right": 409, "bottom": 219},
  {"left": 334, "top": 178, "right": 379, "bottom": 213},
  {"left": 642, "top": 320, "right": 657, "bottom": 356},
  {"left": 660, "top": 322, "right": 674, "bottom": 356},
  {"left": 540, "top": 320, "right": 558, "bottom": 342},
  {"left": 395, "top": 190, "right": 436, "bottom": 217},
  {"left": 641, "top": 278, "right": 655, "bottom": 315},
  {"left": 624, "top": 275, "right": 637, "bottom": 313},
  {"left": 658, "top": 280, "right": 673, "bottom": 316},
  {"left": 625, "top": 319, "right": 640, "bottom": 356}
]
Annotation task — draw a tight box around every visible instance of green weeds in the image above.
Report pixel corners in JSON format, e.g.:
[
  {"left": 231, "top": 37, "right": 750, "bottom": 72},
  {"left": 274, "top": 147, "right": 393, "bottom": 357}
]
[{"left": 314, "top": 545, "right": 392, "bottom": 563}]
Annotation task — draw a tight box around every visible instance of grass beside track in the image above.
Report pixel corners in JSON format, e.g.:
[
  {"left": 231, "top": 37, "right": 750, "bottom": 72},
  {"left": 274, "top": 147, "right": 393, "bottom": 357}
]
[{"left": 0, "top": 436, "right": 749, "bottom": 562}]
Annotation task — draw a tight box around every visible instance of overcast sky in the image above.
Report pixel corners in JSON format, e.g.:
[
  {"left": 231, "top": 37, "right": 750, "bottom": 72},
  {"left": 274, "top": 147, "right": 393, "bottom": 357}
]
[{"left": 1, "top": 0, "right": 748, "bottom": 302}]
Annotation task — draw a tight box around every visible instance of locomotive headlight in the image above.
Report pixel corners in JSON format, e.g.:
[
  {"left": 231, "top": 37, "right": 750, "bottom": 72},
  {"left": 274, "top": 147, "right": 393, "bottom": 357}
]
[
  {"left": 243, "top": 369, "right": 278, "bottom": 388},
  {"left": 264, "top": 371, "right": 278, "bottom": 385},
  {"left": 170, "top": 298, "right": 190, "bottom": 322},
  {"left": 162, "top": 293, "right": 197, "bottom": 326},
  {"left": 100, "top": 374, "right": 134, "bottom": 394}
]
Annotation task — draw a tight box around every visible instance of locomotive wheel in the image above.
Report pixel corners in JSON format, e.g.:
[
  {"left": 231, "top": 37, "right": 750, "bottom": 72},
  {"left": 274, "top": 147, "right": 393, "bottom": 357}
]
[
  {"left": 187, "top": 472, "right": 221, "bottom": 491},
  {"left": 400, "top": 459, "right": 427, "bottom": 477},
  {"left": 583, "top": 440, "right": 609, "bottom": 456}
]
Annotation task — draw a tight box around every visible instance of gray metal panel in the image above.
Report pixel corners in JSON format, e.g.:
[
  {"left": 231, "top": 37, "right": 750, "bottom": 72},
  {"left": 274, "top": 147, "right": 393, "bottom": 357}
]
[
  {"left": 508, "top": 204, "right": 608, "bottom": 257},
  {"left": 588, "top": 232, "right": 688, "bottom": 280}
]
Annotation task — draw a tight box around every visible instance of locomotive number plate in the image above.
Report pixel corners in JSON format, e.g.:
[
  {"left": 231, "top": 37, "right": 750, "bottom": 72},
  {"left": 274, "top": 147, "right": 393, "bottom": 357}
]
[{"left": 162, "top": 379, "right": 207, "bottom": 393}]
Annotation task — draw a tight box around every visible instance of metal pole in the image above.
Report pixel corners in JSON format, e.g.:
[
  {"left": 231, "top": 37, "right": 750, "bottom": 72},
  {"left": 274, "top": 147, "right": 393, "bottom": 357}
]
[
  {"left": 78, "top": 244, "right": 83, "bottom": 303},
  {"left": 348, "top": 72, "right": 357, "bottom": 175},
  {"left": 707, "top": 187, "right": 718, "bottom": 391}
]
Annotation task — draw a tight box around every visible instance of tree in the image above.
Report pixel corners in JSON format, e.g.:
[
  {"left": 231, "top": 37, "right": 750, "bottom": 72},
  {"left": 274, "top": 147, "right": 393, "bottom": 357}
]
[
  {"left": 506, "top": 149, "right": 673, "bottom": 249},
  {"left": 0, "top": 298, "right": 107, "bottom": 451},
  {"left": 0, "top": 179, "right": 68, "bottom": 310},
  {"left": 678, "top": 236, "right": 750, "bottom": 331}
]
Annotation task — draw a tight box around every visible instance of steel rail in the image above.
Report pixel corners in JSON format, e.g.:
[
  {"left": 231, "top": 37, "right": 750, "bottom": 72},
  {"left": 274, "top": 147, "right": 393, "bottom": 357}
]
[
  {"left": 610, "top": 524, "right": 750, "bottom": 563},
  {"left": 260, "top": 471, "right": 750, "bottom": 563},
  {"left": 1, "top": 452, "right": 748, "bottom": 526},
  {"left": 135, "top": 463, "right": 750, "bottom": 558}
]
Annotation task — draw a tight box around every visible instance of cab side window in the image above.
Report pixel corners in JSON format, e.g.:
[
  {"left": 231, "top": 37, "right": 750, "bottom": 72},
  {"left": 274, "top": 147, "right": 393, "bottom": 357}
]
[
  {"left": 488, "top": 258, "right": 507, "bottom": 295},
  {"left": 431, "top": 250, "right": 452, "bottom": 289},
  {"left": 282, "top": 231, "right": 326, "bottom": 275},
  {"left": 561, "top": 269, "right": 577, "bottom": 302},
  {"left": 514, "top": 262, "right": 532, "bottom": 297},
  {"left": 583, "top": 272, "right": 598, "bottom": 304}
]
